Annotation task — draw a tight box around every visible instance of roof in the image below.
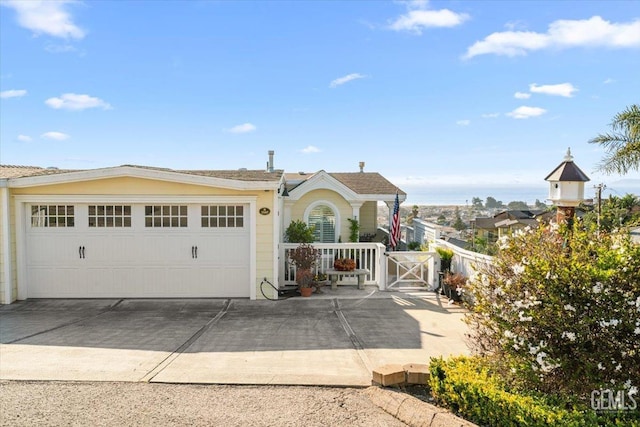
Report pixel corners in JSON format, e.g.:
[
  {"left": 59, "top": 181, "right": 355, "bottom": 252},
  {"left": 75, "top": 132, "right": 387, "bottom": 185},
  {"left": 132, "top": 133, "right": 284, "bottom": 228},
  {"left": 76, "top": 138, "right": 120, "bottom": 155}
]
[
  {"left": 284, "top": 170, "right": 405, "bottom": 196},
  {"left": 0, "top": 164, "right": 283, "bottom": 182},
  {"left": 545, "top": 160, "right": 590, "bottom": 182},
  {"left": 0, "top": 165, "right": 81, "bottom": 179},
  {"left": 544, "top": 148, "right": 590, "bottom": 182},
  {"left": 328, "top": 172, "right": 406, "bottom": 196}
]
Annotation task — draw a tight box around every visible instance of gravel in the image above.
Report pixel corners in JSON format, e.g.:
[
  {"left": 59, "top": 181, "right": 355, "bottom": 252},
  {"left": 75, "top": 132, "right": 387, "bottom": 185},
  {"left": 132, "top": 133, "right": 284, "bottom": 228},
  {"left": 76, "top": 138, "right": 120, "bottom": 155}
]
[{"left": 0, "top": 381, "right": 407, "bottom": 426}]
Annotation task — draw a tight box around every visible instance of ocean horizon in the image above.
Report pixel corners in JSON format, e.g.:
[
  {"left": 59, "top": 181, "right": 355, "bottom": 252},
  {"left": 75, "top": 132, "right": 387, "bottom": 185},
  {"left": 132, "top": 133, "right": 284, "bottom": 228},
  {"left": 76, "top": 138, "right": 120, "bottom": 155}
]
[{"left": 402, "top": 184, "right": 640, "bottom": 206}]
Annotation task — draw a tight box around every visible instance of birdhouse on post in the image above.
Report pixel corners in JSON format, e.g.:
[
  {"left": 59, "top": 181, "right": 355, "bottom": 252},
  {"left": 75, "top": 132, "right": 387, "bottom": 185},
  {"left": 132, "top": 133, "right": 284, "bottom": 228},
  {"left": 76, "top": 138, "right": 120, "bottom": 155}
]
[{"left": 545, "top": 148, "right": 590, "bottom": 224}]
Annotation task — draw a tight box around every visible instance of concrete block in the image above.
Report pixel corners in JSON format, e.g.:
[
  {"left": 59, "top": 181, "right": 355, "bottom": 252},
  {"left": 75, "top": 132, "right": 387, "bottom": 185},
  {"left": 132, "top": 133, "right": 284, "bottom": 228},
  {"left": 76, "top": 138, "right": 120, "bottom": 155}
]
[
  {"left": 403, "top": 363, "right": 430, "bottom": 385},
  {"left": 372, "top": 364, "right": 406, "bottom": 386}
]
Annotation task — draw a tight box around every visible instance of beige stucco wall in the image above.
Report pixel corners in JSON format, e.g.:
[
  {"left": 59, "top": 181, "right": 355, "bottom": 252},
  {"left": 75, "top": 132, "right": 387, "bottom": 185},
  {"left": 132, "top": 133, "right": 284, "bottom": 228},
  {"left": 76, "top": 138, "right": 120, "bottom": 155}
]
[{"left": 7, "top": 177, "right": 277, "bottom": 301}]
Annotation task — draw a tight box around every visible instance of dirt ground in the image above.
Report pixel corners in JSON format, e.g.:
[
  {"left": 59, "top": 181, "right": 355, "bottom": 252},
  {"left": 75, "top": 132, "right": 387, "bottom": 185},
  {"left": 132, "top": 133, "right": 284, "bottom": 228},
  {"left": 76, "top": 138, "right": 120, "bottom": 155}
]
[{"left": 0, "top": 381, "right": 408, "bottom": 426}]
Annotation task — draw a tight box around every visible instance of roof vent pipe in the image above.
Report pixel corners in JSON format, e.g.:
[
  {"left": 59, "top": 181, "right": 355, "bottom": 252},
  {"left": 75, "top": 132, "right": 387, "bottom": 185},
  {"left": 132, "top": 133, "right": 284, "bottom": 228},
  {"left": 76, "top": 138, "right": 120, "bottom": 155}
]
[
  {"left": 359, "top": 161, "right": 365, "bottom": 173},
  {"left": 268, "top": 150, "right": 275, "bottom": 172}
]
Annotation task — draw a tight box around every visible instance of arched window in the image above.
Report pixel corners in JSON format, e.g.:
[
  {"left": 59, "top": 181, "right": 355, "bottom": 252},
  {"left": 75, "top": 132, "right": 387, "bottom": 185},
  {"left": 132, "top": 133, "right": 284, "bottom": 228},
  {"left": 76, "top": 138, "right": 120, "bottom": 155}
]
[{"left": 308, "top": 205, "right": 336, "bottom": 243}]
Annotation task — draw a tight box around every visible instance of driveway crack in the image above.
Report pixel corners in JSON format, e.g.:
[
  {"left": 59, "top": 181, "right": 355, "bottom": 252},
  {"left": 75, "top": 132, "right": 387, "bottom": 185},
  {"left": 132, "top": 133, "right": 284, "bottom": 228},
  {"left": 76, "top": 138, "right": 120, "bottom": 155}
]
[
  {"left": 141, "top": 299, "right": 231, "bottom": 382},
  {"left": 332, "top": 298, "right": 373, "bottom": 373}
]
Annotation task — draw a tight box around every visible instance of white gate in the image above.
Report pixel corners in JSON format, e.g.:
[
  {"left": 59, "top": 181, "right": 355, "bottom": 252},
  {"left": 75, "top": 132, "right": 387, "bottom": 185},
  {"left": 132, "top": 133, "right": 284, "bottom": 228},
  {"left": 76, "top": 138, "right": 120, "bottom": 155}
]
[{"left": 385, "top": 251, "right": 437, "bottom": 290}]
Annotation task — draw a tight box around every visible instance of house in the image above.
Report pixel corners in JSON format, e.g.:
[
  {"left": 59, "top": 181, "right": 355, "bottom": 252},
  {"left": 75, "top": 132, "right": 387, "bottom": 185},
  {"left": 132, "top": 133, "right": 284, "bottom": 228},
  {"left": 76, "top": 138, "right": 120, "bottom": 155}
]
[
  {"left": 471, "top": 210, "right": 550, "bottom": 243},
  {"left": 283, "top": 165, "right": 405, "bottom": 243},
  {"left": 0, "top": 153, "right": 404, "bottom": 303}
]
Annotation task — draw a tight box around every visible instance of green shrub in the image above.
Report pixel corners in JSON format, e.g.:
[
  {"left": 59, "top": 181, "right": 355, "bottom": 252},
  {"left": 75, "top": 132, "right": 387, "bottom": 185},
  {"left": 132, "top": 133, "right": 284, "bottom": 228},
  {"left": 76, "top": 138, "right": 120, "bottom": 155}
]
[
  {"left": 284, "top": 220, "right": 315, "bottom": 243},
  {"left": 428, "top": 356, "right": 638, "bottom": 427},
  {"left": 407, "top": 241, "right": 422, "bottom": 251}
]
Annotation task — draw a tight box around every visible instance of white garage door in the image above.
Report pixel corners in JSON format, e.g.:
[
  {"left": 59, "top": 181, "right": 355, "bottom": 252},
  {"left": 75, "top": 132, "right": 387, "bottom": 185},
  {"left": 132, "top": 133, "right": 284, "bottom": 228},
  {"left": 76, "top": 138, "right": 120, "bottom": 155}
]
[{"left": 25, "top": 203, "right": 250, "bottom": 298}]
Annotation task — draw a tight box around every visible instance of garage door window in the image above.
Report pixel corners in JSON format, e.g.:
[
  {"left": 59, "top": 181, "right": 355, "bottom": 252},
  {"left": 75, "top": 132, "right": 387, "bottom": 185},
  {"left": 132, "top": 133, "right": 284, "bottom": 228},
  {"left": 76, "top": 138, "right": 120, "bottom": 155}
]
[
  {"left": 31, "top": 205, "right": 75, "bottom": 227},
  {"left": 201, "top": 205, "right": 244, "bottom": 228},
  {"left": 89, "top": 205, "right": 132, "bottom": 227},
  {"left": 145, "top": 205, "right": 188, "bottom": 227}
]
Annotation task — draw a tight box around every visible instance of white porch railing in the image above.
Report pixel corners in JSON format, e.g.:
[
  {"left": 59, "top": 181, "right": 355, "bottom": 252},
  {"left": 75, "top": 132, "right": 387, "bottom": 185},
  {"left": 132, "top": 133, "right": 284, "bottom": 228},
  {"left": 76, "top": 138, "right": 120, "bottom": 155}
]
[
  {"left": 281, "top": 243, "right": 386, "bottom": 288},
  {"left": 385, "top": 251, "right": 437, "bottom": 290},
  {"left": 431, "top": 240, "right": 493, "bottom": 279}
]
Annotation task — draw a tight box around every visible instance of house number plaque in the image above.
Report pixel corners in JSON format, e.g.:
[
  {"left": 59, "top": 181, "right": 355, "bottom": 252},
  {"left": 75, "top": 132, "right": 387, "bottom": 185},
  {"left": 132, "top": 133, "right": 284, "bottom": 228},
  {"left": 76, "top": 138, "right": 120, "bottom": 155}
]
[{"left": 259, "top": 207, "right": 271, "bottom": 215}]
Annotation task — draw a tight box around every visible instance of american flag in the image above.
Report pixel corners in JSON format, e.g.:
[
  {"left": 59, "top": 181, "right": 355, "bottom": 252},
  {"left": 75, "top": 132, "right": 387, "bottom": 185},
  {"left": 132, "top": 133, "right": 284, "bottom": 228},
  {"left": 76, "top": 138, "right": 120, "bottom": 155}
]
[{"left": 390, "top": 191, "right": 400, "bottom": 249}]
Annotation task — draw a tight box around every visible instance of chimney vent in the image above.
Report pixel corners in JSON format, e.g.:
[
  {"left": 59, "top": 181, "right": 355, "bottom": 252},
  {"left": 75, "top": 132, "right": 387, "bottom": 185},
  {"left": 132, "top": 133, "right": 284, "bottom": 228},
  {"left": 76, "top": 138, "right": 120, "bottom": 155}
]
[
  {"left": 268, "top": 150, "right": 275, "bottom": 172},
  {"left": 359, "top": 161, "right": 365, "bottom": 173}
]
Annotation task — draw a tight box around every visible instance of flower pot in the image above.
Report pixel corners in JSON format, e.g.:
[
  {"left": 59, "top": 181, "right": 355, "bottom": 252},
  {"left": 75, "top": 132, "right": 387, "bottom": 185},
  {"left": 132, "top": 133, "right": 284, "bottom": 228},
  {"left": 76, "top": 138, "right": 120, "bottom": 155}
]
[
  {"left": 299, "top": 287, "right": 313, "bottom": 297},
  {"left": 334, "top": 258, "right": 356, "bottom": 271}
]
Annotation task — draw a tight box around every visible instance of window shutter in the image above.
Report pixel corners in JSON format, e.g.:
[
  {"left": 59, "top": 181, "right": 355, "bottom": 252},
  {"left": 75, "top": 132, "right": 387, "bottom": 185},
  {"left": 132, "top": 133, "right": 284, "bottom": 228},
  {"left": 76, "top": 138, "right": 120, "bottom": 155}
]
[{"left": 309, "top": 205, "right": 335, "bottom": 243}]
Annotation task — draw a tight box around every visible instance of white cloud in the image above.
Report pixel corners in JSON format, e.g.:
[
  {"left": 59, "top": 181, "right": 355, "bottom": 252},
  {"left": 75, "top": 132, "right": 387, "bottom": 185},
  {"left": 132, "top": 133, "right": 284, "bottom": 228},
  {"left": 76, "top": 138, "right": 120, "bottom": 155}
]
[
  {"left": 301, "top": 145, "right": 321, "bottom": 154},
  {"left": 41, "top": 131, "right": 70, "bottom": 141},
  {"left": 603, "top": 78, "right": 615, "bottom": 84},
  {"left": 17, "top": 134, "right": 32, "bottom": 142},
  {"left": 45, "top": 93, "right": 112, "bottom": 111},
  {"left": 456, "top": 119, "right": 470, "bottom": 126},
  {"left": 44, "top": 43, "right": 78, "bottom": 53},
  {"left": 507, "top": 106, "right": 547, "bottom": 119},
  {"left": 227, "top": 123, "right": 256, "bottom": 134},
  {"left": 529, "top": 83, "right": 577, "bottom": 97},
  {"left": 0, "top": 89, "right": 27, "bottom": 99},
  {"left": 2, "top": 0, "right": 85, "bottom": 39},
  {"left": 481, "top": 112, "right": 500, "bottom": 118},
  {"left": 329, "top": 73, "right": 366, "bottom": 88},
  {"left": 464, "top": 16, "right": 640, "bottom": 58},
  {"left": 514, "top": 91, "right": 531, "bottom": 99},
  {"left": 389, "top": 9, "right": 469, "bottom": 34}
]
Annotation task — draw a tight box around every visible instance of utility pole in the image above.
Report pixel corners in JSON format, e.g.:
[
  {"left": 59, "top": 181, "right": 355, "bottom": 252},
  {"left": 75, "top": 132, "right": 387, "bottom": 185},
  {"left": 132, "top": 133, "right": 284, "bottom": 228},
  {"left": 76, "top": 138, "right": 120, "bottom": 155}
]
[{"left": 595, "top": 183, "right": 606, "bottom": 233}]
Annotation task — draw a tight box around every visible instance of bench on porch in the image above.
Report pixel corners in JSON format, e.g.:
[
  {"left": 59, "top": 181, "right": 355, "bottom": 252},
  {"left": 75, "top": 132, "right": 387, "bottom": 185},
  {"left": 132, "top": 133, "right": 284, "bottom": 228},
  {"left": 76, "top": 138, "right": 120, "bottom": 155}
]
[{"left": 325, "top": 268, "right": 370, "bottom": 290}]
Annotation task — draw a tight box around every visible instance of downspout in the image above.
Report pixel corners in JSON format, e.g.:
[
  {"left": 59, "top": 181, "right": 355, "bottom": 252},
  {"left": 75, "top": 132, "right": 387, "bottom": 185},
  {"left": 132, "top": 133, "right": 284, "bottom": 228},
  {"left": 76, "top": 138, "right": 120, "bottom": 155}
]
[{"left": 1, "top": 182, "right": 13, "bottom": 304}]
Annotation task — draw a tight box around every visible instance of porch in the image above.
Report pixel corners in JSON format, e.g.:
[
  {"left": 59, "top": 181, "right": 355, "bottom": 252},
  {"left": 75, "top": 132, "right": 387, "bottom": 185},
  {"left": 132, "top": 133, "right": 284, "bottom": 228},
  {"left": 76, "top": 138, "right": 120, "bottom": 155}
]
[{"left": 279, "top": 243, "right": 439, "bottom": 298}]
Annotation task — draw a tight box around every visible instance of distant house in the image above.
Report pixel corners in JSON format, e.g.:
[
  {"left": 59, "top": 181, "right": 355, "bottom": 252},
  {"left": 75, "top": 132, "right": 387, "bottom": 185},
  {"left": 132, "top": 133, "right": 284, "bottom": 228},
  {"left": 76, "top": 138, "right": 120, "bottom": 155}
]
[
  {"left": 0, "top": 153, "right": 404, "bottom": 303},
  {"left": 471, "top": 209, "right": 552, "bottom": 243}
]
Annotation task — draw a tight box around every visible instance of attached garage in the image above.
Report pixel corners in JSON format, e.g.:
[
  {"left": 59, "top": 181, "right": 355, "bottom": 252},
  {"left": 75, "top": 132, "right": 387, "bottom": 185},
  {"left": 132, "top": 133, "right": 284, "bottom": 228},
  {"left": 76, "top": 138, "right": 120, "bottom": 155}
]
[
  {"left": 1, "top": 164, "right": 283, "bottom": 303},
  {"left": 25, "top": 202, "right": 250, "bottom": 298}
]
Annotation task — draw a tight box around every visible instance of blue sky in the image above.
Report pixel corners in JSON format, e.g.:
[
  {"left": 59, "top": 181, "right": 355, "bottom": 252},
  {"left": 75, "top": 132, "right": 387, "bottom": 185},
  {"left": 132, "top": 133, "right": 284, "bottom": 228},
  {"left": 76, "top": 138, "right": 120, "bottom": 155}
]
[{"left": 1, "top": 0, "right": 639, "bottom": 204}]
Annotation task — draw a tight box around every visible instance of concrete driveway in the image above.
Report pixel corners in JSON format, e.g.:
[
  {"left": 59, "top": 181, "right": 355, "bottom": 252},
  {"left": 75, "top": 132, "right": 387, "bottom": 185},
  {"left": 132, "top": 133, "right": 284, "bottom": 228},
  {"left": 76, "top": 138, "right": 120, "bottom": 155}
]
[{"left": 0, "top": 289, "right": 470, "bottom": 386}]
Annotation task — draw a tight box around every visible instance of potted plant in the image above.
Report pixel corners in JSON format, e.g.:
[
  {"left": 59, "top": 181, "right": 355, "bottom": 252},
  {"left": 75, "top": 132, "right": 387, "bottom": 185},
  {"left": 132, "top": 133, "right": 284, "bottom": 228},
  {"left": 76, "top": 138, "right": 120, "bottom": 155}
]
[
  {"left": 312, "top": 272, "right": 329, "bottom": 293},
  {"left": 442, "top": 272, "right": 466, "bottom": 302},
  {"left": 289, "top": 243, "right": 320, "bottom": 297},
  {"left": 436, "top": 247, "right": 454, "bottom": 272}
]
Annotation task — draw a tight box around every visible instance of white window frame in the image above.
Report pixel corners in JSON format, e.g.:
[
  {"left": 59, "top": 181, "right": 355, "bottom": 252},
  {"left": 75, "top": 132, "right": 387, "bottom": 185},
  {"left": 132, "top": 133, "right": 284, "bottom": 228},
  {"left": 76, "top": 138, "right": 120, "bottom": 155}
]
[{"left": 303, "top": 200, "right": 341, "bottom": 243}]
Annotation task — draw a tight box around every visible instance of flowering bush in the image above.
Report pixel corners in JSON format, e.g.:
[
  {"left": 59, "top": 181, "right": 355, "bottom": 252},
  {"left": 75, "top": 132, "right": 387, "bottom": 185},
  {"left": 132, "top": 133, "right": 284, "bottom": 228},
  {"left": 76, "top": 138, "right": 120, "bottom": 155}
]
[{"left": 465, "top": 221, "right": 640, "bottom": 402}]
